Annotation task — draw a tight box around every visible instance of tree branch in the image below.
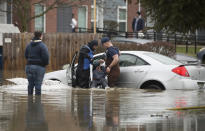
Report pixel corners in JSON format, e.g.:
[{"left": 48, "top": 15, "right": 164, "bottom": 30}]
[{"left": 28, "top": 0, "right": 59, "bottom": 21}]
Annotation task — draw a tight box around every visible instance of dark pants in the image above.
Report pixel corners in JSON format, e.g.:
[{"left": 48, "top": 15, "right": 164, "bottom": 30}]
[
  {"left": 91, "top": 78, "right": 108, "bottom": 89},
  {"left": 106, "top": 59, "right": 120, "bottom": 87},
  {"left": 72, "top": 28, "right": 76, "bottom": 33},
  {"left": 76, "top": 69, "right": 90, "bottom": 88},
  {"left": 108, "top": 66, "right": 120, "bottom": 87},
  {"left": 25, "top": 65, "right": 45, "bottom": 95},
  {"left": 133, "top": 31, "right": 139, "bottom": 38}
]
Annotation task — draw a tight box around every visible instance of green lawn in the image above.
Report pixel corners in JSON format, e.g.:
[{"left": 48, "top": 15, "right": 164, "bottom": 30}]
[{"left": 176, "top": 45, "right": 203, "bottom": 57}]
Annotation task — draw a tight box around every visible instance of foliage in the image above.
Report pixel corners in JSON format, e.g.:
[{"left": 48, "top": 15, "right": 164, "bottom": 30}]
[{"left": 141, "top": 0, "right": 205, "bottom": 34}]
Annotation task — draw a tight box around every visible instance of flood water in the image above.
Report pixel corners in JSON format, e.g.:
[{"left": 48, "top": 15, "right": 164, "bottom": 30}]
[{"left": 1, "top": 82, "right": 205, "bottom": 131}]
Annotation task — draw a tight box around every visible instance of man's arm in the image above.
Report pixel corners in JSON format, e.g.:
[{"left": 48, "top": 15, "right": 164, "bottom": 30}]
[
  {"left": 24, "top": 45, "right": 29, "bottom": 59},
  {"left": 109, "top": 54, "right": 119, "bottom": 68},
  {"left": 106, "top": 54, "right": 119, "bottom": 73},
  {"left": 41, "top": 44, "right": 49, "bottom": 66}
]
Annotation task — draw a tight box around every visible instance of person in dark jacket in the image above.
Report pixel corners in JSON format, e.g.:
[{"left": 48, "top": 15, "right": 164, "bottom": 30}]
[
  {"left": 25, "top": 31, "right": 49, "bottom": 95},
  {"left": 197, "top": 48, "right": 205, "bottom": 64},
  {"left": 132, "top": 11, "right": 144, "bottom": 35},
  {"left": 91, "top": 59, "right": 108, "bottom": 89},
  {"left": 76, "top": 40, "right": 98, "bottom": 88},
  {"left": 101, "top": 37, "right": 120, "bottom": 87}
]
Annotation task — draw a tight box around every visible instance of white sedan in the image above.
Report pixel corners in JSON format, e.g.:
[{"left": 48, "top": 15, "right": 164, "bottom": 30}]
[{"left": 44, "top": 51, "right": 205, "bottom": 90}]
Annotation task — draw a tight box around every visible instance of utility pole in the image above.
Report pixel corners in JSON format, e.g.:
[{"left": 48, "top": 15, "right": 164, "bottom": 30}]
[{"left": 93, "top": 0, "right": 96, "bottom": 34}]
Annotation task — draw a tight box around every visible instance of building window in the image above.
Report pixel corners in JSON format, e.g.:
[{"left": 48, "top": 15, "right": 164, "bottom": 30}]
[
  {"left": 91, "top": 5, "right": 98, "bottom": 29},
  {"left": 0, "top": 2, "right": 6, "bottom": 24},
  {"left": 118, "top": 7, "right": 127, "bottom": 32},
  {"left": 34, "top": 4, "right": 45, "bottom": 32}
]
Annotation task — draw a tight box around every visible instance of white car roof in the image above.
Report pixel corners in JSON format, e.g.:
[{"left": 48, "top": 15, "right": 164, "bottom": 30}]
[
  {"left": 120, "top": 50, "right": 151, "bottom": 55},
  {"left": 95, "top": 51, "right": 151, "bottom": 56},
  {"left": 95, "top": 51, "right": 181, "bottom": 66}
]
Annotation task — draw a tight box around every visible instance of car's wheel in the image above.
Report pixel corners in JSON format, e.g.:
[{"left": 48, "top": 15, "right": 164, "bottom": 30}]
[
  {"left": 146, "top": 84, "right": 162, "bottom": 90},
  {"left": 141, "top": 81, "right": 165, "bottom": 90}
]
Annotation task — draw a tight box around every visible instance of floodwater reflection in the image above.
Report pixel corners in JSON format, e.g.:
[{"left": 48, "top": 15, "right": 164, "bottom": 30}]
[
  {"left": 1, "top": 87, "right": 205, "bottom": 131},
  {"left": 25, "top": 96, "right": 48, "bottom": 131}
]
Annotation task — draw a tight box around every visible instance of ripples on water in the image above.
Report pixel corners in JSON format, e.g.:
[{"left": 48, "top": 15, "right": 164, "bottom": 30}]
[{"left": 1, "top": 80, "right": 205, "bottom": 131}]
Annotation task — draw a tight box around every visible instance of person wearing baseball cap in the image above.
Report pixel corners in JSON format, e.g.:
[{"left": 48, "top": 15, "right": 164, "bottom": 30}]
[{"left": 101, "top": 37, "right": 120, "bottom": 87}]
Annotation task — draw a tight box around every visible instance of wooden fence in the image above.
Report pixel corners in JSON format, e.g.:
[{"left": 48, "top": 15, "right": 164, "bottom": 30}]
[{"left": 3, "top": 33, "right": 102, "bottom": 79}]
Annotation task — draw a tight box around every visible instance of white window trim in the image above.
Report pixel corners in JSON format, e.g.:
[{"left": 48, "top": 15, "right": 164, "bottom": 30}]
[
  {"left": 117, "top": 6, "right": 127, "bottom": 32},
  {"left": 43, "top": 6, "right": 46, "bottom": 32},
  {"left": 91, "top": 5, "right": 98, "bottom": 26}
]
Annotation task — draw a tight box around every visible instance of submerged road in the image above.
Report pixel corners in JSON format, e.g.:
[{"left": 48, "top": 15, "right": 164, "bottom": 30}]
[{"left": 0, "top": 83, "right": 205, "bottom": 131}]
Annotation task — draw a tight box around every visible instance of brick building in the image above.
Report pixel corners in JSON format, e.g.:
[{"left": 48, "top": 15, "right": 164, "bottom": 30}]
[
  {"left": 26, "top": 0, "right": 140, "bottom": 33},
  {"left": 0, "top": 0, "right": 141, "bottom": 33}
]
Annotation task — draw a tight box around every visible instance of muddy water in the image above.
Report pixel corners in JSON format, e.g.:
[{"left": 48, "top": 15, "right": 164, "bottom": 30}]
[{"left": 1, "top": 86, "right": 205, "bottom": 131}]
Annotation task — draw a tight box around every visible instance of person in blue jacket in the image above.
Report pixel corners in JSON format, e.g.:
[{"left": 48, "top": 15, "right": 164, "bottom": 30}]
[
  {"left": 25, "top": 31, "right": 49, "bottom": 95},
  {"left": 76, "top": 40, "right": 98, "bottom": 88}
]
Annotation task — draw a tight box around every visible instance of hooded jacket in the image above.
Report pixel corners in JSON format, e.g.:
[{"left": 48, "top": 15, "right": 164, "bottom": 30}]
[
  {"left": 25, "top": 38, "right": 49, "bottom": 67},
  {"left": 77, "top": 40, "right": 98, "bottom": 70}
]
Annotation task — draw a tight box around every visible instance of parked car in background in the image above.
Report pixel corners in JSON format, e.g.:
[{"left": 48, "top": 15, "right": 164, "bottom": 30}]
[{"left": 44, "top": 51, "right": 205, "bottom": 90}]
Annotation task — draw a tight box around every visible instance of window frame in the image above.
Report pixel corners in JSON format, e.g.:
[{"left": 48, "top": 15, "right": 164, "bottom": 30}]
[
  {"left": 119, "top": 53, "right": 150, "bottom": 67},
  {"left": 117, "top": 6, "right": 127, "bottom": 32},
  {"left": 78, "top": 5, "right": 88, "bottom": 31},
  {"left": 0, "top": 2, "right": 7, "bottom": 24},
  {"left": 34, "top": 4, "right": 46, "bottom": 32}
]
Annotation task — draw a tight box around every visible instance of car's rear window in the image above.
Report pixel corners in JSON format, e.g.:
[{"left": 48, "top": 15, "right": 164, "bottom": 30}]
[{"left": 144, "top": 53, "right": 182, "bottom": 65}]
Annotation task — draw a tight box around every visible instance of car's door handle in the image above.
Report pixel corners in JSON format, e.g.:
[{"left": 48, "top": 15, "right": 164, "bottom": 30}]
[{"left": 134, "top": 69, "right": 144, "bottom": 73}]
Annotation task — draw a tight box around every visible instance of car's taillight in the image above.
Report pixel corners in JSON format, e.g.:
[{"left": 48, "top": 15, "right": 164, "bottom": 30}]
[{"left": 172, "top": 66, "right": 190, "bottom": 77}]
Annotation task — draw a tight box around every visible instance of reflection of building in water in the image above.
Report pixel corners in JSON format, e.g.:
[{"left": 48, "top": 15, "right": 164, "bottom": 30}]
[
  {"left": 104, "top": 89, "right": 120, "bottom": 130},
  {"left": 71, "top": 89, "right": 109, "bottom": 130},
  {"left": 91, "top": 90, "right": 106, "bottom": 130},
  {"left": 25, "top": 96, "right": 48, "bottom": 131}
]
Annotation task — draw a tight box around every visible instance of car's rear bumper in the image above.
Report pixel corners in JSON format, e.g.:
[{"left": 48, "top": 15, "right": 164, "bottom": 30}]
[{"left": 164, "top": 77, "right": 205, "bottom": 89}]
